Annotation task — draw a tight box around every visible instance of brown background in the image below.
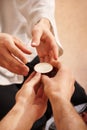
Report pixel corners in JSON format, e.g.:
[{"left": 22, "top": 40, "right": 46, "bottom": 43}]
[{"left": 55, "top": 0, "right": 87, "bottom": 93}]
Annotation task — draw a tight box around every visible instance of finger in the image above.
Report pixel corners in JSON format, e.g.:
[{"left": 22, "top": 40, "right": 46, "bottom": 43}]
[
  {"left": 42, "top": 62, "right": 62, "bottom": 82},
  {"left": 24, "top": 72, "right": 36, "bottom": 83},
  {"left": 2, "top": 52, "right": 29, "bottom": 76},
  {"left": 7, "top": 41, "right": 29, "bottom": 64},
  {"left": 51, "top": 60, "right": 61, "bottom": 69},
  {"left": 43, "top": 93, "right": 48, "bottom": 103},
  {"left": 40, "top": 57, "right": 44, "bottom": 62},
  {"left": 26, "top": 72, "right": 41, "bottom": 87},
  {"left": 37, "top": 85, "right": 44, "bottom": 97},
  {"left": 50, "top": 41, "right": 59, "bottom": 60},
  {"left": 45, "top": 30, "right": 59, "bottom": 60},
  {"left": 13, "top": 37, "right": 32, "bottom": 54},
  {"left": 9, "top": 55, "right": 29, "bottom": 76},
  {"left": 37, "top": 84, "right": 48, "bottom": 103},
  {"left": 31, "top": 27, "right": 42, "bottom": 47},
  {"left": 40, "top": 55, "right": 50, "bottom": 63},
  {"left": 43, "top": 55, "right": 50, "bottom": 63},
  {"left": 42, "top": 74, "right": 50, "bottom": 85}
]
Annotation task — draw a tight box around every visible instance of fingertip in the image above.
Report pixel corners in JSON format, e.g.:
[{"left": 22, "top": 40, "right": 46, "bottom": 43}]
[
  {"left": 23, "top": 66, "right": 29, "bottom": 76},
  {"left": 42, "top": 74, "right": 49, "bottom": 82},
  {"left": 36, "top": 72, "right": 41, "bottom": 78},
  {"left": 50, "top": 60, "right": 61, "bottom": 69},
  {"left": 26, "top": 50, "right": 32, "bottom": 55},
  {"left": 31, "top": 42, "right": 38, "bottom": 47},
  {"left": 54, "top": 55, "right": 58, "bottom": 61},
  {"left": 23, "top": 58, "right": 29, "bottom": 64},
  {"left": 54, "top": 49, "right": 59, "bottom": 60},
  {"left": 31, "top": 30, "right": 41, "bottom": 47}
]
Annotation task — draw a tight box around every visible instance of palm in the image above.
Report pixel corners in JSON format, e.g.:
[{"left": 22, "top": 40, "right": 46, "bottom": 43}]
[
  {"left": 36, "top": 33, "right": 58, "bottom": 62},
  {"left": 36, "top": 41, "right": 52, "bottom": 62}
]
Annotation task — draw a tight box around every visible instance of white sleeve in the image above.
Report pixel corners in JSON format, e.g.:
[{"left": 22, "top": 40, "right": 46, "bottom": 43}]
[{"left": 16, "top": 0, "right": 63, "bottom": 56}]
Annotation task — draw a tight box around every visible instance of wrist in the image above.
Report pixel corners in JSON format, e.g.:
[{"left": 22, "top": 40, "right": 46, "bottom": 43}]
[
  {"left": 49, "top": 92, "right": 71, "bottom": 106},
  {"left": 15, "top": 101, "right": 36, "bottom": 126},
  {"left": 38, "top": 18, "right": 52, "bottom": 30}
]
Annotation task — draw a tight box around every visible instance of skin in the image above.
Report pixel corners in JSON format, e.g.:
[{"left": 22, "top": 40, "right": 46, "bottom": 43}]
[
  {"left": 0, "top": 33, "right": 31, "bottom": 76},
  {"left": 80, "top": 111, "right": 87, "bottom": 125},
  {"left": 31, "top": 18, "right": 59, "bottom": 63},
  {"left": 0, "top": 18, "right": 59, "bottom": 129},
  {"left": 0, "top": 61, "right": 86, "bottom": 130},
  {"left": 42, "top": 62, "right": 87, "bottom": 130},
  {"left": 0, "top": 18, "right": 59, "bottom": 75},
  {"left": 0, "top": 72, "right": 47, "bottom": 130}
]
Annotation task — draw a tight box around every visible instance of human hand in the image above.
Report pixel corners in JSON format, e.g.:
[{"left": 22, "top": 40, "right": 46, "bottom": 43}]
[
  {"left": 31, "top": 18, "right": 59, "bottom": 63},
  {"left": 42, "top": 62, "right": 75, "bottom": 102},
  {"left": 0, "top": 33, "right": 31, "bottom": 76},
  {"left": 16, "top": 72, "right": 47, "bottom": 122},
  {"left": 80, "top": 111, "right": 87, "bottom": 125}
]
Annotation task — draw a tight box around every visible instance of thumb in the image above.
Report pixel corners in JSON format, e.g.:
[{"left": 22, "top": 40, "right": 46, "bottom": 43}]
[
  {"left": 31, "top": 28, "right": 42, "bottom": 47},
  {"left": 42, "top": 75, "right": 50, "bottom": 85},
  {"left": 25, "top": 72, "right": 41, "bottom": 86}
]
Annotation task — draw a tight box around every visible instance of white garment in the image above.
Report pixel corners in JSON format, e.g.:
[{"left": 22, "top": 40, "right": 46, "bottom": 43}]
[
  {"left": 45, "top": 116, "right": 55, "bottom": 130},
  {"left": 0, "top": 0, "right": 63, "bottom": 85}
]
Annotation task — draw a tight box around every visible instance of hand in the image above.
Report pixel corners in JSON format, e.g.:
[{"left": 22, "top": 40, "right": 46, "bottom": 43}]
[
  {"left": 42, "top": 61, "right": 75, "bottom": 102},
  {"left": 80, "top": 111, "right": 87, "bottom": 125},
  {"left": 0, "top": 33, "right": 31, "bottom": 76},
  {"left": 31, "top": 18, "right": 59, "bottom": 63},
  {"left": 16, "top": 72, "right": 47, "bottom": 122}
]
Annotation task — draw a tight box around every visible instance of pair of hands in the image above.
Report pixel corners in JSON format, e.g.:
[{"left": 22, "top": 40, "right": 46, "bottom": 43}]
[
  {"left": 0, "top": 19, "right": 58, "bottom": 76},
  {"left": 16, "top": 61, "right": 75, "bottom": 123}
]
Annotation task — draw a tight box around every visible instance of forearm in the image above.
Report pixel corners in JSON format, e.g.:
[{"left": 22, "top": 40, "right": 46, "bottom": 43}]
[
  {"left": 50, "top": 95, "right": 87, "bottom": 130},
  {"left": 0, "top": 102, "right": 35, "bottom": 130}
]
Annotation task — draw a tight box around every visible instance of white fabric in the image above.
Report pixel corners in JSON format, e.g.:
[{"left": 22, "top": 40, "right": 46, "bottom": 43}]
[
  {"left": 0, "top": 0, "right": 63, "bottom": 85},
  {"left": 45, "top": 116, "right": 55, "bottom": 130},
  {"left": 45, "top": 104, "right": 87, "bottom": 130},
  {"left": 75, "top": 103, "right": 87, "bottom": 113}
]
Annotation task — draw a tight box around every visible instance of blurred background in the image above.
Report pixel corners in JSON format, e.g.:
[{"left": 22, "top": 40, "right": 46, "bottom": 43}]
[{"left": 55, "top": 0, "right": 87, "bottom": 93}]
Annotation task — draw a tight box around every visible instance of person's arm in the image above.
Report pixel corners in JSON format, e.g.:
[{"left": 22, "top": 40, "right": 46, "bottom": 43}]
[
  {"left": 0, "top": 102, "right": 34, "bottom": 130},
  {"left": 42, "top": 62, "right": 87, "bottom": 130},
  {"left": 16, "top": 0, "right": 63, "bottom": 62},
  {"left": 0, "top": 72, "right": 47, "bottom": 130},
  {"left": 51, "top": 95, "right": 87, "bottom": 130}
]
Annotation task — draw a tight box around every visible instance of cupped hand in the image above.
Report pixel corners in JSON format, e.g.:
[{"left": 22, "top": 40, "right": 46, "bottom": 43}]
[
  {"left": 0, "top": 33, "right": 32, "bottom": 76},
  {"left": 16, "top": 72, "right": 47, "bottom": 121},
  {"left": 42, "top": 61, "right": 75, "bottom": 101},
  {"left": 31, "top": 18, "right": 59, "bottom": 63}
]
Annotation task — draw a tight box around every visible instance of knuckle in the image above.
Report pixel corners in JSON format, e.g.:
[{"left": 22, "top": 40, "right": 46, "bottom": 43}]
[{"left": 32, "top": 26, "right": 41, "bottom": 34}]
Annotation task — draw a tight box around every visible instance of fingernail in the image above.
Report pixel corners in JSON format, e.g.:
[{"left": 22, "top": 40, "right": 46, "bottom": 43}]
[
  {"left": 23, "top": 71, "right": 29, "bottom": 76},
  {"left": 23, "top": 67, "right": 29, "bottom": 76},
  {"left": 32, "top": 42, "right": 37, "bottom": 46}
]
